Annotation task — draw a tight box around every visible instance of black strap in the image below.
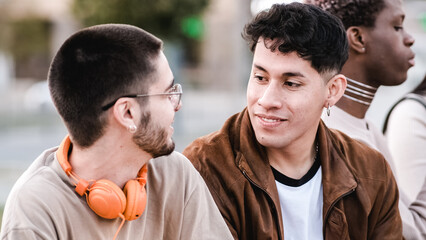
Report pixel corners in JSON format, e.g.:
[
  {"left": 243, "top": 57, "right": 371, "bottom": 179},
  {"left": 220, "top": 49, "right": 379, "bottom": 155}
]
[{"left": 383, "top": 94, "right": 426, "bottom": 133}]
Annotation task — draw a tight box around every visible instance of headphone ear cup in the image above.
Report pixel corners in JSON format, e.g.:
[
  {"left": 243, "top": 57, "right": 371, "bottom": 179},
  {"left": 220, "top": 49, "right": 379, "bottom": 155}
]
[
  {"left": 123, "top": 179, "right": 147, "bottom": 221},
  {"left": 86, "top": 179, "right": 127, "bottom": 219}
]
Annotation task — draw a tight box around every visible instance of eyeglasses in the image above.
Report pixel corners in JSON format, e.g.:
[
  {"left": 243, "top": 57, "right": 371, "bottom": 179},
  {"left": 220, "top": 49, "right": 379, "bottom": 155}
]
[{"left": 101, "top": 83, "right": 182, "bottom": 111}]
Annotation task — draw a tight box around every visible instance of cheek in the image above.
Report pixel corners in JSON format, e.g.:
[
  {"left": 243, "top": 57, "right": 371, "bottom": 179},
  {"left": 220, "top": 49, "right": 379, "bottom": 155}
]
[
  {"left": 246, "top": 83, "right": 258, "bottom": 105},
  {"left": 246, "top": 81, "right": 266, "bottom": 105},
  {"left": 293, "top": 93, "right": 324, "bottom": 115}
]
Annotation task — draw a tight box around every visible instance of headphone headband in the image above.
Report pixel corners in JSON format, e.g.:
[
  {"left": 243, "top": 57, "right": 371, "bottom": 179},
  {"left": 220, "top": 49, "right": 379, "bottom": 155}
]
[
  {"left": 57, "top": 136, "right": 73, "bottom": 174},
  {"left": 56, "top": 135, "right": 148, "bottom": 224}
]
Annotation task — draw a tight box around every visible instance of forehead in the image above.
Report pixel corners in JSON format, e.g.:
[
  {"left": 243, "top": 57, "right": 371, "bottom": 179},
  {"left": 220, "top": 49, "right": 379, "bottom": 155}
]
[
  {"left": 149, "top": 51, "right": 174, "bottom": 92},
  {"left": 253, "top": 39, "right": 320, "bottom": 77},
  {"left": 376, "top": 0, "right": 404, "bottom": 23}
]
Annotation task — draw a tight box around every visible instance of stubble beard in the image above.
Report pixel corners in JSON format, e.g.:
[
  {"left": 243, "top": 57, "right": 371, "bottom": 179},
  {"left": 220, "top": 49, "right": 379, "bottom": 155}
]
[{"left": 132, "top": 112, "right": 175, "bottom": 158}]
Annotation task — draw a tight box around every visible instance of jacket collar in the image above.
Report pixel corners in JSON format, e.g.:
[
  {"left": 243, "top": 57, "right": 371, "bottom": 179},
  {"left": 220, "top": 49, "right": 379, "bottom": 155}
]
[
  {"left": 316, "top": 121, "right": 358, "bottom": 211},
  {"left": 232, "top": 108, "right": 357, "bottom": 212},
  {"left": 232, "top": 108, "right": 276, "bottom": 193}
]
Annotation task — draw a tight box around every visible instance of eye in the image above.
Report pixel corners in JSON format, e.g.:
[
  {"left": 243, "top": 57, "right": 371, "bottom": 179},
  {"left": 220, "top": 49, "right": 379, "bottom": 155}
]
[
  {"left": 284, "top": 81, "right": 301, "bottom": 88},
  {"left": 394, "top": 26, "right": 403, "bottom": 31},
  {"left": 254, "top": 74, "right": 265, "bottom": 81}
]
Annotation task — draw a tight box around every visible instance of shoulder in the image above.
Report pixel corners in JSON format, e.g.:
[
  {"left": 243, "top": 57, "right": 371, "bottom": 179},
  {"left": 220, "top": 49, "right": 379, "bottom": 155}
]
[
  {"left": 148, "top": 151, "right": 206, "bottom": 191},
  {"left": 1, "top": 150, "right": 71, "bottom": 238},
  {"left": 184, "top": 129, "right": 231, "bottom": 161},
  {"left": 183, "top": 111, "right": 245, "bottom": 167},
  {"left": 182, "top": 128, "right": 242, "bottom": 183},
  {"left": 7, "top": 149, "right": 66, "bottom": 204},
  {"left": 392, "top": 95, "right": 426, "bottom": 117},
  {"left": 149, "top": 151, "right": 196, "bottom": 175},
  {"left": 326, "top": 127, "right": 390, "bottom": 181}
]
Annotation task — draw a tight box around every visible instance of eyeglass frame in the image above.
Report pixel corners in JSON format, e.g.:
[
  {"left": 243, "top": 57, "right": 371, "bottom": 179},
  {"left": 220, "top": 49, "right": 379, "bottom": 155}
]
[{"left": 101, "top": 83, "right": 182, "bottom": 111}]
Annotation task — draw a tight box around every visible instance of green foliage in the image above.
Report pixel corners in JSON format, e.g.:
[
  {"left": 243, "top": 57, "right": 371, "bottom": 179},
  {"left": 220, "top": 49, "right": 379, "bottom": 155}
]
[
  {"left": 72, "top": 0, "right": 209, "bottom": 40},
  {"left": 0, "top": 18, "right": 50, "bottom": 56},
  {"left": 9, "top": 18, "right": 51, "bottom": 60},
  {"left": 181, "top": 16, "right": 204, "bottom": 40},
  {"left": 421, "top": 12, "right": 426, "bottom": 32},
  {"left": 0, "top": 17, "right": 51, "bottom": 79}
]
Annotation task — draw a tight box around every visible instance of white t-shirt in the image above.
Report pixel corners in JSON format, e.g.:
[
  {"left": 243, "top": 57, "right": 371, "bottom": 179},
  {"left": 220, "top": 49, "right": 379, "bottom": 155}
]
[{"left": 272, "top": 159, "right": 323, "bottom": 240}]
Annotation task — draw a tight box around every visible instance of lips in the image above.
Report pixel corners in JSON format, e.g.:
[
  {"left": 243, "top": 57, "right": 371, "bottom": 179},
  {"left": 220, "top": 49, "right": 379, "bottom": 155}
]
[
  {"left": 408, "top": 52, "right": 416, "bottom": 67},
  {"left": 260, "top": 117, "right": 281, "bottom": 123},
  {"left": 256, "top": 114, "right": 287, "bottom": 127},
  {"left": 408, "top": 58, "right": 415, "bottom": 67}
]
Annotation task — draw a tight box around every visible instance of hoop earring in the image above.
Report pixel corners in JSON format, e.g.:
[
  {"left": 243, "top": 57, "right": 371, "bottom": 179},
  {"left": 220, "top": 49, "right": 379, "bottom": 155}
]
[
  {"left": 128, "top": 125, "right": 137, "bottom": 133},
  {"left": 326, "top": 104, "right": 331, "bottom": 117}
]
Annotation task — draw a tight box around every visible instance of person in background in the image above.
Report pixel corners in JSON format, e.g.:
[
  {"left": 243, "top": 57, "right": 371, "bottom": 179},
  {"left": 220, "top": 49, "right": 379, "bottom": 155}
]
[
  {"left": 306, "top": 0, "right": 426, "bottom": 238},
  {"left": 184, "top": 3, "right": 402, "bottom": 239},
  {"left": 384, "top": 74, "right": 426, "bottom": 202},
  {"left": 0, "top": 24, "right": 232, "bottom": 240}
]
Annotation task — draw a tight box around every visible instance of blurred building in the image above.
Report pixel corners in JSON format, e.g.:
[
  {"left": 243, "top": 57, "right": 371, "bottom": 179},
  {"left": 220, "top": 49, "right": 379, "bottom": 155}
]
[
  {"left": 0, "top": 0, "right": 78, "bottom": 81},
  {"left": 192, "top": 0, "right": 252, "bottom": 91}
]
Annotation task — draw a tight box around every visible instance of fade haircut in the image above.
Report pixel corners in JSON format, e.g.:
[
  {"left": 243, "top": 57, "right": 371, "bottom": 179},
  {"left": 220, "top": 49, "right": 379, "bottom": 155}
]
[
  {"left": 305, "top": 0, "right": 386, "bottom": 30},
  {"left": 48, "top": 24, "right": 163, "bottom": 147},
  {"left": 243, "top": 2, "right": 348, "bottom": 76}
]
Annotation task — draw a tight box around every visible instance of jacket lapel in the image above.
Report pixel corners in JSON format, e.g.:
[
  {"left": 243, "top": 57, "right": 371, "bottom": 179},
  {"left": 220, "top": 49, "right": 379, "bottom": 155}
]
[{"left": 317, "top": 121, "right": 357, "bottom": 238}]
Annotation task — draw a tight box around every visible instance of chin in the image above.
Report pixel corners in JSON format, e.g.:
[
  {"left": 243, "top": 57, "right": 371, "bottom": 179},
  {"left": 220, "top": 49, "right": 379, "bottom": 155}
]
[{"left": 255, "top": 135, "right": 286, "bottom": 149}]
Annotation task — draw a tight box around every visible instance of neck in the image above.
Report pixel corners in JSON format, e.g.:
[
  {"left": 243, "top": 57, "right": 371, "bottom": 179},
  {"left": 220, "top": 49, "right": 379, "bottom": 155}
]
[
  {"left": 268, "top": 141, "right": 318, "bottom": 180},
  {"left": 336, "top": 77, "right": 378, "bottom": 118},
  {"left": 68, "top": 132, "right": 151, "bottom": 188}
]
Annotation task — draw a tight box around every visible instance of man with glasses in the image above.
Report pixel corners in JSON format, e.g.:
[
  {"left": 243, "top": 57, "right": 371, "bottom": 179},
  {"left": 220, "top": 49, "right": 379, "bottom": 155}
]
[{"left": 0, "top": 24, "right": 232, "bottom": 240}]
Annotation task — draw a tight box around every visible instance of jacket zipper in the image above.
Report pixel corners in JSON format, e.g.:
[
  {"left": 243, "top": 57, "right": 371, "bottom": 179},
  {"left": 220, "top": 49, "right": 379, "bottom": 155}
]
[
  {"left": 242, "top": 169, "right": 283, "bottom": 240},
  {"left": 322, "top": 187, "right": 356, "bottom": 238}
]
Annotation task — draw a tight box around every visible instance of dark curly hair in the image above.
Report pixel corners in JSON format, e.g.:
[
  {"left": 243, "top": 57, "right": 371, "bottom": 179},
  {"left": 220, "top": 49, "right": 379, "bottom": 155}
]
[
  {"left": 48, "top": 24, "right": 162, "bottom": 147},
  {"left": 243, "top": 2, "right": 348, "bottom": 76},
  {"left": 305, "top": 0, "right": 386, "bottom": 29}
]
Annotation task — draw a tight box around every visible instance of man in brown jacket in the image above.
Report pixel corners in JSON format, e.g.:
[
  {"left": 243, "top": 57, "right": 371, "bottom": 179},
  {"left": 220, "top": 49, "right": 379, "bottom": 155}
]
[{"left": 183, "top": 3, "right": 402, "bottom": 240}]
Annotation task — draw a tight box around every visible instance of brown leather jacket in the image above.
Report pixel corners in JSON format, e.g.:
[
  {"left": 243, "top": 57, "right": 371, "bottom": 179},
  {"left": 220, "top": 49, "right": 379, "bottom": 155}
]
[{"left": 183, "top": 108, "right": 402, "bottom": 240}]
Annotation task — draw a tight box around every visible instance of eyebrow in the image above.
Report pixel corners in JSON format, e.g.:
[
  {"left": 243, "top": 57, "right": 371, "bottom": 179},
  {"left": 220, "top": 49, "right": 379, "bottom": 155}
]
[
  {"left": 163, "top": 79, "right": 175, "bottom": 92},
  {"left": 253, "top": 64, "right": 305, "bottom": 78},
  {"left": 254, "top": 64, "right": 267, "bottom": 72}
]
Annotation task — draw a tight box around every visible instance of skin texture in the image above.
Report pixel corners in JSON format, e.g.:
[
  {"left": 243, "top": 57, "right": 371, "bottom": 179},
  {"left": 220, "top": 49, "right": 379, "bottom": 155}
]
[
  {"left": 337, "top": 0, "right": 415, "bottom": 118},
  {"left": 133, "top": 52, "right": 180, "bottom": 158},
  {"left": 362, "top": 0, "right": 415, "bottom": 86},
  {"left": 246, "top": 38, "right": 345, "bottom": 179},
  {"left": 69, "top": 51, "right": 181, "bottom": 188}
]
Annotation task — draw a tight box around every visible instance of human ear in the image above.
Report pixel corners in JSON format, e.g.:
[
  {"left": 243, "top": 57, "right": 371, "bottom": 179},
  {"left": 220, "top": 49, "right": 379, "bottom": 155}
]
[
  {"left": 324, "top": 74, "right": 347, "bottom": 108},
  {"left": 347, "top": 26, "right": 366, "bottom": 53},
  {"left": 112, "top": 98, "right": 139, "bottom": 131}
]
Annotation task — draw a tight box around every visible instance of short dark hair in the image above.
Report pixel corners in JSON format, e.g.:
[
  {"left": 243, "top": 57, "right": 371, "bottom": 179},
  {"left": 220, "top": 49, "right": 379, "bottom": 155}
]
[
  {"left": 243, "top": 2, "right": 348, "bottom": 76},
  {"left": 48, "top": 24, "right": 163, "bottom": 147},
  {"left": 306, "top": 0, "right": 386, "bottom": 30}
]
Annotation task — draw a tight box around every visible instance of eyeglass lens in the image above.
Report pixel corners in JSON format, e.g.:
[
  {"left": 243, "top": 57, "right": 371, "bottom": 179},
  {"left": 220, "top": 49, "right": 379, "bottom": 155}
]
[{"left": 169, "top": 84, "right": 182, "bottom": 110}]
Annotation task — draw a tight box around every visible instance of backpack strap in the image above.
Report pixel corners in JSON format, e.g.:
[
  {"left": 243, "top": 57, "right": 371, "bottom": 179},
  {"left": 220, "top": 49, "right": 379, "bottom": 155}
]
[{"left": 383, "top": 93, "right": 426, "bottom": 133}]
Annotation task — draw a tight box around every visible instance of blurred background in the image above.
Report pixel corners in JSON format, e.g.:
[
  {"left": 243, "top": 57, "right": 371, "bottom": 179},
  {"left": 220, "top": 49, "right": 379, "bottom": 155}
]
[{"left": 0, "top": 0, "right": 425, "bottom": 221}]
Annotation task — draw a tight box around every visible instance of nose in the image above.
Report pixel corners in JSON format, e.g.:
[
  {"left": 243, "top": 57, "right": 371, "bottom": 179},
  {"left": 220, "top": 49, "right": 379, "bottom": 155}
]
[
  {"left": 404, "top": 30, "right": 415, "bottom": 47},
  {"left": 175, "top": 100, "right": 182, "bottom": 112},
  {"left": 257, "top": 83, "right": 282, "bottom": 109}
]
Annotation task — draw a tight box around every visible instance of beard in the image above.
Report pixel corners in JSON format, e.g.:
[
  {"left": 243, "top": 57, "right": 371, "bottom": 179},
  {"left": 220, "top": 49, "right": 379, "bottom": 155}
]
[{"left": 132, "top": 112, "right": 175, "bottom": 158}]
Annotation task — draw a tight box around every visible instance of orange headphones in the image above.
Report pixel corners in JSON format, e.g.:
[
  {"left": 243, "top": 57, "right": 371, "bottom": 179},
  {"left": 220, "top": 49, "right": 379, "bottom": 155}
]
[{"left": 57, "top": 136, "right": 147, "bottom": 221}]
